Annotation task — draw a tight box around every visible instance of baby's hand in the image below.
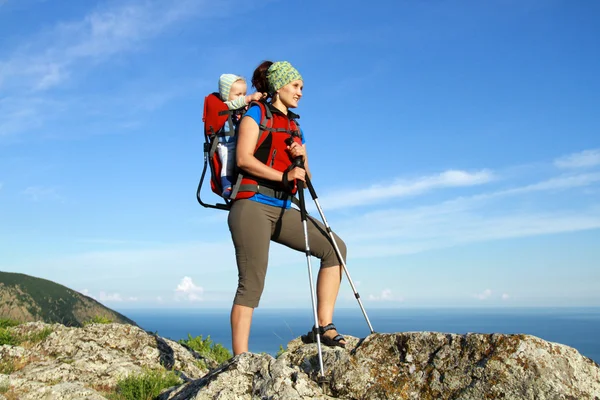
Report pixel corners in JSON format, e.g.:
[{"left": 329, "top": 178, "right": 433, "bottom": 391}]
[{"left": 246, "top": 92, "right": 265, "bottom": 103}]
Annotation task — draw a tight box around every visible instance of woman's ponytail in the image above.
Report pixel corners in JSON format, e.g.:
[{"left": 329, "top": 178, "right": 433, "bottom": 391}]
[{"left": 252, "top": 61, "right": 273, "bottom": 94}]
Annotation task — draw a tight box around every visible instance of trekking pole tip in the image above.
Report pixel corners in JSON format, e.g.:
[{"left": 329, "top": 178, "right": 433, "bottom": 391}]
[{"left": 317, "top": 375, "right": 330, "bottom": 391}]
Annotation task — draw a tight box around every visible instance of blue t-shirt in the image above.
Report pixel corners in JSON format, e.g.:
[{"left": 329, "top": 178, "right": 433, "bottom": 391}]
[{"left": 242, "top": 105, "right": 305, "bottom": 209}]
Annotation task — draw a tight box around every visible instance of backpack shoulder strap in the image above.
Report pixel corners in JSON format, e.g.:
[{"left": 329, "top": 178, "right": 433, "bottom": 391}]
[
  {"left": 289, "top": 118, "right": 302, "bottom": 142},
  {"left": 248, "top": 100, "right": 273, "bottom": 151}
]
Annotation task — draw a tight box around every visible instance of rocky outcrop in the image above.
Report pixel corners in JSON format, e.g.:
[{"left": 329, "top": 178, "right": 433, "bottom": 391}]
[
  {"left": 160, "top": 333, "right": 600, "bottom": 400},
  {"left": 0, "top": 322, "right": 211, "bottom": 399},
  {"left": 1, "top": 322, "right": 599, "bottom": 399}
]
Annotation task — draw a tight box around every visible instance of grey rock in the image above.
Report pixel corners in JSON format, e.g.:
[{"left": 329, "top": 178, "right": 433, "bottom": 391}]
[
  {"left": 2, "top": 322, "right": 209, "bottom": 398},
  {"left": 284, "top": 332, "right": 600, "bottom": 400},
  {"left": 161, "top": 333, "right": 600, "bottom": 399},
  {"left": 158, "top": 352, "right": 334, "bottom": 400},
  {"left": 16, "top": 382, "right": 108, "bottom": 400},
  {"left": 2, "top": 321, "right": 599, "bottom": 400}
]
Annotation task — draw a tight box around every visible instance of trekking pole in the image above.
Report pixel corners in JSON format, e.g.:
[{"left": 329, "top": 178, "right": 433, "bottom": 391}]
[
  {"left": 305, "top": 175, "right": 375, "bottom": 334},
  {"left": 288, "top": 149, "right": 327, "bottom": 383}
]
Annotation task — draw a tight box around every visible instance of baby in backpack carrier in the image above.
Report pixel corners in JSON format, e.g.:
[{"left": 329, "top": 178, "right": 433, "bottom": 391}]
[{"left": 217, "top": 74, "right": 265, "bottom": 198}]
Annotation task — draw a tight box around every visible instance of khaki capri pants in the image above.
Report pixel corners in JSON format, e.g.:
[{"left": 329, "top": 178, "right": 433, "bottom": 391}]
[{"left": 228, "top": 199, "right": 347, "bottom": 308}]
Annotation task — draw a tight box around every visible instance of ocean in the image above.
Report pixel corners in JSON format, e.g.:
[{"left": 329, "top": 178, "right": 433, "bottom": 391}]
[{"left": 120, "top": 307, "right": 600, "bottom": 363}]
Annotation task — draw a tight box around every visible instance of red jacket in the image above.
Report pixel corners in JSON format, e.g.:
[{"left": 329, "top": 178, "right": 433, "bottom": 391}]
[{"left": 233, "top": 101, "right": 303, "bottom": 200}]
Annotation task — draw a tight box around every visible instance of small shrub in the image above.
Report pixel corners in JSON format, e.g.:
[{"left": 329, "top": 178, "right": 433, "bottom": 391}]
[
  {"left": 84, "top": 316, "right": 113, "bottom": 325},
  {"left": 0, "top": 319, "right": 20, "bottom": 329},
  {"left": 0, "top": 383, "right": 19, "bottom": 399},
  {"left": 112, "top": 369, "right": 182, "bottom": 400},
  {"left": 0, "top": 358, "right": 16, "bottom": 375},
  {"left": 276, "top": 345, "right": 286, "bottom": 358},
  {"left": 20, "top": 327, "right": 53, "bottom": 346},
  {"left": 0, "top": 319, "right": 20, "bottom": 347},
  {"left": 0, "top": 355, "right": 37, "bottom": 374},
  {"left": 178, "top": 334, "right": 232, "bottom": 364},
  {"left": 0, "top": 328, "right": 19, "bottom": 346},
  {"left": 195, "top": 359, "right": 207, "bottom": 370}
]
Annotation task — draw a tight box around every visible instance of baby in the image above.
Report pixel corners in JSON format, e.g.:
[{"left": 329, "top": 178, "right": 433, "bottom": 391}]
[{"left": 217, "top": 74, "right": 264, "bottom": 198}]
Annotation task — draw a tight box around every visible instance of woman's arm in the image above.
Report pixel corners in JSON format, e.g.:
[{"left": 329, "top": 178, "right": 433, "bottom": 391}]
[{"left": 236, "top": 116, "right": 306, "bottom": 183}]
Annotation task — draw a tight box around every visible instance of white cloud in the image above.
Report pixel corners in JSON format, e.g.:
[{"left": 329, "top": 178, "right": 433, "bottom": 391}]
[
  {"left": 80, "top": 289, "right": 96, "bottom": 300},
  {"left": 319, "top": 169, "right": 493, "bottom": 210},
  {"left": 7, "top": 149, "right": 600, "bottom": 308},
  {"left": 368, "top": 288, "right": 403, "bottom": 302},
  {"left": 502, "top": 293, "right": 510, "bottom": 300},
  {"left": 474, "top": 289, "right": 492, "bottom": 300},
  {"left": 333, "top": 166, "right": 600, "bottom": 259},
  {"left": 79, "top": 289, "right": 136, "bottom": 303},
  {"left": 0, "top": 0, "right": 244, "bottom": 138},
  {"left": 0, "top": 0, "right": 248, "bottom": 92},
  {"left": 98, "top": 291, "right": 123, "bottom": 302},
  {"left": 0, "top": 96, "right": 63, "bottom": 138},
  {"left": 555, "top": 149, "right": 600, "bottom": 169},
  {"left": 340, "top": 202, "right": 600, "bottom": 259},
  {"left": 175, "top": 276, "right": 204, "bottom": 302},
  {"left": 22, "top": 186, "right": 63, "bottom": 202},
  {"left": 501, "top": 172, "right": 600, "bottom": 195}
]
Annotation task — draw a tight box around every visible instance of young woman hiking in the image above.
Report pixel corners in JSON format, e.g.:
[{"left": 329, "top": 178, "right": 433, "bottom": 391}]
[{"left": 228, "top": 60, "right": 347, "bottom": 355}]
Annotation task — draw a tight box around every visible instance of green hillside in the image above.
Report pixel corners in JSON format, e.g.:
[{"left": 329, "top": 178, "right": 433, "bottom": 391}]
[{"left": 0, "top": 271, "right": 137, "bottom": 327}]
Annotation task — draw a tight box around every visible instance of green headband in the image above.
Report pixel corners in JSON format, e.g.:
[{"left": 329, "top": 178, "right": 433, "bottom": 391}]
[{"left": 266, "top": 61, "right": 303, "bottom": 94}]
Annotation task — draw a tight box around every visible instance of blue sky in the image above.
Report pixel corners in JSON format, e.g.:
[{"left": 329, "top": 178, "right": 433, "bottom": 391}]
[{"left": 1, "top": 0, "right": 599, "bottom": 311}]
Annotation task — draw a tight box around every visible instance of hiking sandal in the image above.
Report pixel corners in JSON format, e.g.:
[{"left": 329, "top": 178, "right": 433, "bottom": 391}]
[
  {"left": 319, "top": 323, "right": 346, "bottom": 348},
  {"left": 301, "top": 326, "right": 318, "bottom": 344},
  {"left": 301, "top": 323, "right": 346, "bottom": 349}
]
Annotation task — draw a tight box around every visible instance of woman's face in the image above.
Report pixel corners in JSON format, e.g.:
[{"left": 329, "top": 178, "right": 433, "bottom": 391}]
[{"left": 277, "top": 79, "right": 303, "bottom": 109}]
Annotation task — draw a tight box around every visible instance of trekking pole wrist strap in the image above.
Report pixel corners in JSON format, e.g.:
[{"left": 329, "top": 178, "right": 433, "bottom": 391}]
[{"left": 282, "top": 165, "right": 295, "bottom": 191}]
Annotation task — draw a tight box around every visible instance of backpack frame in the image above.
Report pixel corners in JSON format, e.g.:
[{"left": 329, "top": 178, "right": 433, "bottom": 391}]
[{"left": 196, "top": 95, "right": 278, "bottom": 211}]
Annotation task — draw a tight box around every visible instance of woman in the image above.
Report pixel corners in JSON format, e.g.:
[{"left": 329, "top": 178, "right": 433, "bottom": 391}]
[{"left": 228, "top": 60, "right": 348, "bottom": 355}]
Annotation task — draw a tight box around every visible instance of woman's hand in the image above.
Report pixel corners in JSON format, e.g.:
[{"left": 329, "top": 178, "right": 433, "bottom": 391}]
[
  {"left": 287, "top": 141, "right": 306, "bottom": 163},
  {"left": 286, "top": 166, "right": 306, "bottom": 183}
]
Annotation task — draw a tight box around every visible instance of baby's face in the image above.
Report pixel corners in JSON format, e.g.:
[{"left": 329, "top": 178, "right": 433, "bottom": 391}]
[{"left": 228, "top": 80, "right": 247, "bottom": 100}]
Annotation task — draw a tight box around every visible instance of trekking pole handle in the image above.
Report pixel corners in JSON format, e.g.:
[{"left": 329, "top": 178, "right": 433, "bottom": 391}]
[
  {"left": 285, "top": 137, "right": 304, "bottom": 168},
  {"left": 285, "top": 139, "right": 318, "bottom": 200}
]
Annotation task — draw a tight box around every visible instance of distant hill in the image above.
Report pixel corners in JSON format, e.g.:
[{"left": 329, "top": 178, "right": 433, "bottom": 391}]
[{"left": 0, "top": 271, "right": 137, "bottom": 327}]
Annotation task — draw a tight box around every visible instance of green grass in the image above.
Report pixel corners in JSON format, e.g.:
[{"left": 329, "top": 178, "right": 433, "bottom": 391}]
[
  {"left": 0, "top": 380, "right": 10, "bottom": 394},
  {"left": 0, "top": 358, "right": 16, "bottom": 374},
  {"left": 0, "top": 319, "right": 53, "bottom": 347},
  {"left": 109, "top": 368, "right": 182, "bottom": 400},
  {"left": 21, "top": 327, "right": 53, "bottom": 344},
  {"left": 84, "top": 315, "right": 113, "bottom": 325},
  {"left": 0, "top": 319, "right": 20, "bottom": 346},
  {"left": 178, "top": 334, "right": 232, "bottom": 364},
  {"left": 0, "top": 319, "right": 20, "bottom": 329},
  {"left": 0, "top": 328, "right": 19, "bottom": 346},
  {"left": 276, "top": 344, "right": 286, "bottom": 358}
]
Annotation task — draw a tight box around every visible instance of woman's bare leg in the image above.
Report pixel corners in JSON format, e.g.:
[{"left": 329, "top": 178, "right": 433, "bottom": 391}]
[
  {"left": 316, "top": 265, "right": 346, "bottom": 344},
  {"left": 231, "top": 304, "right": 254, "bottom": 355}
]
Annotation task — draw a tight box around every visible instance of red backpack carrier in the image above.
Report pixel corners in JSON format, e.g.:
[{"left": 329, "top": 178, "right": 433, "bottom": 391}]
[{"left": 196, "top": 95, "right": 302, "bottom": 210}]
